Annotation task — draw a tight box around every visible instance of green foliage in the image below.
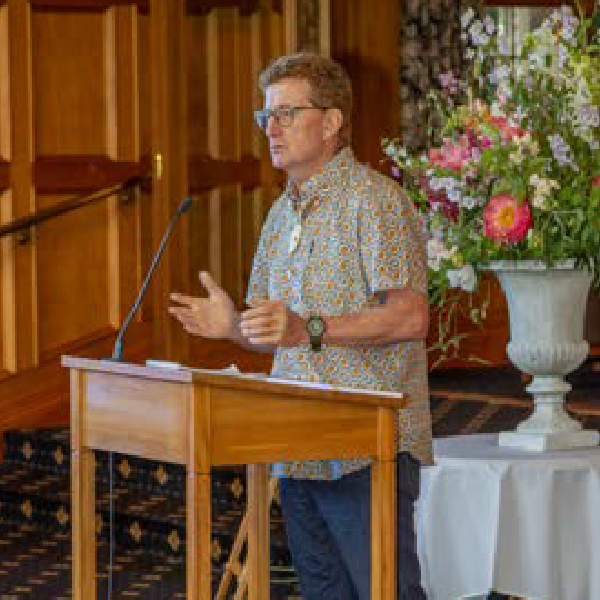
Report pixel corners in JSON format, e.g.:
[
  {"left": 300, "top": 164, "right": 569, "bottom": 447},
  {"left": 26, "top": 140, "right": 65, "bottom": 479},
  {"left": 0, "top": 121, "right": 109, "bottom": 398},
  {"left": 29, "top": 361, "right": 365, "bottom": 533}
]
[{"left": 384, "top": 4, "right": 600, "bottom": 364}]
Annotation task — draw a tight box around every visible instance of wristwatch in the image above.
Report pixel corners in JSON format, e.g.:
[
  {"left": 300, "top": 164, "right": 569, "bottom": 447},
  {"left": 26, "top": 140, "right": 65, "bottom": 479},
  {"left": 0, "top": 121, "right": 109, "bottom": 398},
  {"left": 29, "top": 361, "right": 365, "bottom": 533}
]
[{"left": 306, "top": 315, "right": 326, "bottom": 352}]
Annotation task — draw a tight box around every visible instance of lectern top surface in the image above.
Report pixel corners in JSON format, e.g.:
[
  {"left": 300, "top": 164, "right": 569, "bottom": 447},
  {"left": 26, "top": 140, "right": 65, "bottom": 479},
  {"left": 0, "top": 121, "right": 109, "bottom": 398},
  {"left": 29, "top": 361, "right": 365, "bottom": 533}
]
[{"left": 62, "top": 355, "right": 408, "bottom": 410}]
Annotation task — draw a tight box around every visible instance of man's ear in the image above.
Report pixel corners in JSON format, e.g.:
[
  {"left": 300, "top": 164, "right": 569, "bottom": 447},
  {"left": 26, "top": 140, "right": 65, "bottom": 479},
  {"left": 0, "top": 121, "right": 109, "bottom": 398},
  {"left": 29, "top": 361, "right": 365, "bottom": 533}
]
[{"left": 323, "top": 107, "right": 343, "bottom": 141}]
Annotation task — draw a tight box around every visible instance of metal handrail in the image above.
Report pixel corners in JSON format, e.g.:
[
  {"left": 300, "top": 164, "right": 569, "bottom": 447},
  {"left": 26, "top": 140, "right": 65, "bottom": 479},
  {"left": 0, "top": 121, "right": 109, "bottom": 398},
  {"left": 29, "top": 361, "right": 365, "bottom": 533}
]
[{"left": 0, "top": 175, "right": 145, "bottom": 240}]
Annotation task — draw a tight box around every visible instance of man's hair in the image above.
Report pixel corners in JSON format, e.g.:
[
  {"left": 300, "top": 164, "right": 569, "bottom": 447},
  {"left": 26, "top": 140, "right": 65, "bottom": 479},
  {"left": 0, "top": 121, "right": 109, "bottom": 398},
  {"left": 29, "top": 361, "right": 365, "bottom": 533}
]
[{"left": 258, "top": 52, "right": 352, "bottom": 148}]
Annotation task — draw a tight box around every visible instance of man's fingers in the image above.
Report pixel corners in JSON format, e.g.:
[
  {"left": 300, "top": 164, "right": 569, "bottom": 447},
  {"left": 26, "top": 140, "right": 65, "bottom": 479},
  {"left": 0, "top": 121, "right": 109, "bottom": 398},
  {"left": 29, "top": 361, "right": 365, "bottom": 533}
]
[
  {"left": 241, "top": 307, "right": 274, "bottom": 322},
  {"left": 247, "top": 334, "right": 278, "bottom": 345},
  {"left": 170, "top": 306, "right": 202, "bottom": 324},
  {"left": 170, "top": 292, "right": 196, "bottom": 308},
  {"left": 242, "top": 305, "right": 270, "bottom": 320},
  {"left": 241, "top": 315, "right": 278, "bottom": 334},
  {"left": 199, "top": 271, "right": 222, "bottom": 296},
  {"left": 248, "top": 298, "right": 270, "bottom": 307}
]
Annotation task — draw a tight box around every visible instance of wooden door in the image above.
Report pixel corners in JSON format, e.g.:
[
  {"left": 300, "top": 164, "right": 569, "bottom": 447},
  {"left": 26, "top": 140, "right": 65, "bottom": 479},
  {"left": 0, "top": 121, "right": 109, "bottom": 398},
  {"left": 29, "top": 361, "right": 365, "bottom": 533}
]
[
  {"left": 179, "top": 0, "right": 330, "bottom": 371},
  {"left": 0, "top": 0, "right": 152, "bottom": 435},
  {"left": 0, "top": 0, "right": 330, "bottom": 437}
]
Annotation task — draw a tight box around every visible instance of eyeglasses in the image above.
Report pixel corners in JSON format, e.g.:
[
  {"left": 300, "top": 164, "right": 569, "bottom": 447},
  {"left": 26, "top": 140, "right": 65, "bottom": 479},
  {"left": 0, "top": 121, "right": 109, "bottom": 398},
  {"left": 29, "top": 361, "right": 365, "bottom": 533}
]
[{"left": 254, "top": 105, "right": 326, "bottom": 130}]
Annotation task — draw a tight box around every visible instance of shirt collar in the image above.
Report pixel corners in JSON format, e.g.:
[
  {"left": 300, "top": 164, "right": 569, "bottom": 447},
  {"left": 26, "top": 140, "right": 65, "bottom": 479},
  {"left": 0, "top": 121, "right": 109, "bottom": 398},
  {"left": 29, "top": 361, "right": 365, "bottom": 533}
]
[{"left": 285, "top": 146, "right": 355, "bottom": 214}]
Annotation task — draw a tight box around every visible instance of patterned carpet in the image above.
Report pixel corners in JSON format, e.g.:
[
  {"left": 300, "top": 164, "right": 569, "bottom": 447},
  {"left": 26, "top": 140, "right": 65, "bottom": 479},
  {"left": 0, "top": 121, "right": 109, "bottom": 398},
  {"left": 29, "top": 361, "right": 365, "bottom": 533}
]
[{"left": 0, "top": 364, "right": 598, "bottom": 598}]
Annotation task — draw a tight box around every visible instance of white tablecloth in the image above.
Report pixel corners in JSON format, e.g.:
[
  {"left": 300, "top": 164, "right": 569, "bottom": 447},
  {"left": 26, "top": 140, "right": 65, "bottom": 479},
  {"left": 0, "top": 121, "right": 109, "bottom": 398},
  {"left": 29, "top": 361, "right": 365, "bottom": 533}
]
[{"left": 416, "top": 434, "right": 600, "bottom": 600}]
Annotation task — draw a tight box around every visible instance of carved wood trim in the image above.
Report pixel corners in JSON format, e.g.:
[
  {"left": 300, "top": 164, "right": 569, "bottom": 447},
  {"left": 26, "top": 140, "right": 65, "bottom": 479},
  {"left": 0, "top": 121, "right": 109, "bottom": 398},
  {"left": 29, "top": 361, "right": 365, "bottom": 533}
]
[
  {"left": 29, "top": 0, "right": 148, "bottom": 11},
  {"left": 186, "top": 0, "right": 261, "bottom": 17},
  {"left": 0, "top": 159, "right": 9, "bottom": 191},
  {"left": 34, "top": 155, "right": 149, "bottom": 194},
  {"left": 189, "top": 153, "right": 262, "bottom": 193}
]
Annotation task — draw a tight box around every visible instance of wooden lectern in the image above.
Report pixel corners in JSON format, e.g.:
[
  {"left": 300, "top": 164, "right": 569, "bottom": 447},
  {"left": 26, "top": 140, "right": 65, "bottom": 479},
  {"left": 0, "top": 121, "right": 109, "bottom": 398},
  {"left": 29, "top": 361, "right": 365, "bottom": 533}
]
[{"left": 62, "top": 356, "right": 408, "bottom": 600}]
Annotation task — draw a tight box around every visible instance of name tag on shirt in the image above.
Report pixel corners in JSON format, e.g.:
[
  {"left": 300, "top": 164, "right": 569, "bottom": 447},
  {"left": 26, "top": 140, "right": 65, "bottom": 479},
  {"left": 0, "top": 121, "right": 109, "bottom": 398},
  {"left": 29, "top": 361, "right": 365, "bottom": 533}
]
[{"left": 289, "top": 223, "right": 301, "bottom": 253}]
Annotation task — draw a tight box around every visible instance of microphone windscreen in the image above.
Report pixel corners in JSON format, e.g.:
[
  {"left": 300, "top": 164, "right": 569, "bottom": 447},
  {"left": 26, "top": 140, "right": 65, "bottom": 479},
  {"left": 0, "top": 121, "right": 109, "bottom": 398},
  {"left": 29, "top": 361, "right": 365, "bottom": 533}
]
[{"left": 178, "top": 197, "right": 194, "bottom": 214}]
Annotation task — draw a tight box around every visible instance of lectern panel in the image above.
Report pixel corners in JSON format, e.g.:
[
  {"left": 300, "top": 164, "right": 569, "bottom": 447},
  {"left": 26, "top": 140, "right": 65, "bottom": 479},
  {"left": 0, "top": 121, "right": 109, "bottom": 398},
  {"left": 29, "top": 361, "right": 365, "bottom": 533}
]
[
  {"left": 84, "top": 371, "right": 188, "bottom": 463},
  {"left": 210, "top": 388, "right": 379, "bottom": 465}
]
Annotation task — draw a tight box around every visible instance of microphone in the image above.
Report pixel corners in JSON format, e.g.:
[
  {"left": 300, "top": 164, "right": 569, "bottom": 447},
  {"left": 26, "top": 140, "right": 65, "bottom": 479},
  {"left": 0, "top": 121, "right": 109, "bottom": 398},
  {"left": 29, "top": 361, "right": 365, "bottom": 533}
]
[{"left": 110, "top": 196, "right": 194, "bottom": 361}]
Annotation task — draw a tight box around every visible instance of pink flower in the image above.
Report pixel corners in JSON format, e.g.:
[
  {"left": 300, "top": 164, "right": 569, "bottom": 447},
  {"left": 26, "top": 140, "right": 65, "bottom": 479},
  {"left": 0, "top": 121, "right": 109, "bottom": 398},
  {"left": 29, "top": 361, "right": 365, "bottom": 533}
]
[
  {"left": 483, "top": 194, "right": 533, "bottom": 244},
  {"left": 489, "top": 116, "right": 528, "bottom": 142},
  {"left": 429, "top": 136, "right": 474, "bottom": 172},
  {"left": 593, "top": 175, "right": 600, "bottom": 187},
  {"left": 439, "top": 71, "right": 459, "bottom": 95}
]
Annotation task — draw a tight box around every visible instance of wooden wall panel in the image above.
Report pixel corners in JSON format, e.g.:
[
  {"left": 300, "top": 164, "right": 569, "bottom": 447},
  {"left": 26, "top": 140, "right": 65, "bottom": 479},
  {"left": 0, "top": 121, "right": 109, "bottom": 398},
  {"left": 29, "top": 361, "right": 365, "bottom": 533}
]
[
  {"left": 35, "top": 199, "right": 110, "bottom": 355},
  {"left": 7, "top": 0, "right": 36, "bottom": 371},
  {"left": 136, "top": 11, "right": 152, "bottom": 325},
  {"left": 29, "top": 4, "right": 142, "bottom": 361},
  {"left": 0, "top": 5, "right": 8, "bottom": 163},
  {"left": 0, "top": 0, "right": 325, "bottom": 433},
  {"left": 184, "top": 3, "right": 286, "bottom": 370},
  {"left": 184, "top": 5, "right": 274, "bottom": 313},
  {"left": 206, "top": 9, "right": 243, "bottom": 302},
  {"left": 0, "top": 6, "right": 9, "bottom": 374},
  {"left": 32, "top": 11, "right": 107, "bottom": 154},
  {"left": 0, "top": 0, "right": 152, "bottom": 443},
  {"left": 0, "top": 0, "right": 147, "bottom": 377},
  {"left": 329, "top": 0, "right": 400, "bottom": 172},
  {"left": 109, "top": 5, "right": 142, "bottom": 328},
  {"left": 148, "top": 0, "right": 190, "bottom": 361}
]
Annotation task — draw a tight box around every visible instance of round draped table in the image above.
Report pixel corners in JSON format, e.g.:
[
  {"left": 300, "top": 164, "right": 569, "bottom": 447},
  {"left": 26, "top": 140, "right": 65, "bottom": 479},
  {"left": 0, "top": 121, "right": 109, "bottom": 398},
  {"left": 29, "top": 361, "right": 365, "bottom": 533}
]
[{"left": 416, "top": 433, "right": 600, "bottom": 600}]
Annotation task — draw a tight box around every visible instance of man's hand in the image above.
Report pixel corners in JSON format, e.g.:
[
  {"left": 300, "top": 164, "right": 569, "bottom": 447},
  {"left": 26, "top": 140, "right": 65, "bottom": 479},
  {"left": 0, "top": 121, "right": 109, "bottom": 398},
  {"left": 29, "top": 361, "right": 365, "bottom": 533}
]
[
  {"left": 240, "top": 300, "right": 307, "bottom": 347},
  {"left": 169, "top": 271, "right": 236, "bottom": 340}
]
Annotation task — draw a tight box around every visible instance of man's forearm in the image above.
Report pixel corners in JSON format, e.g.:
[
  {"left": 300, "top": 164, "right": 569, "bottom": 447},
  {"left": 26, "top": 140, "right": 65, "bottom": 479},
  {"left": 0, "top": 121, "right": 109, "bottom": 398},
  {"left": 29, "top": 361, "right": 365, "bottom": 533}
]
[
  {"left": 236, "top": 288, "right": 428, "bottom": 351},
  {"left": 321, "top": 289, "right": 428, "bottom": 346}
]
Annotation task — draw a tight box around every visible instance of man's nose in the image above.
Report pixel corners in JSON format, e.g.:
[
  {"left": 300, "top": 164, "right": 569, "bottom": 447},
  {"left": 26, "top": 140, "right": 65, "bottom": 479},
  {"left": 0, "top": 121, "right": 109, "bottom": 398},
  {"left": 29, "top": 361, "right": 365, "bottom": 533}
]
[{"left": 266, "top": 116, "right": 281, "bottom": 137}]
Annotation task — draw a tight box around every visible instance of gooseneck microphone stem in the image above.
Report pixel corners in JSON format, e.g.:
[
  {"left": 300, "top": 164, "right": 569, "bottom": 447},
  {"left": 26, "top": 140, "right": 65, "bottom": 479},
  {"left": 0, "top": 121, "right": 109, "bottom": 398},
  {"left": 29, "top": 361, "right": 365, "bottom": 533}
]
[{"left": 111, "top": 197, "right": 193, "bottom": 361}]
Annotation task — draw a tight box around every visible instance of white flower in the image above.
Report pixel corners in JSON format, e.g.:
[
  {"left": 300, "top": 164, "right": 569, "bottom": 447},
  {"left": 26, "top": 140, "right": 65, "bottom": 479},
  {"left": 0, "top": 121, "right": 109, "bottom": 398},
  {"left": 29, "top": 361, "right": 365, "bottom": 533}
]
[
  {"left": 529, "top": 174, "right": 560, "bottom": 210},
  {"left": 460, "top": 196, "right": 479, "bottom": 210},
  {"left": 489, "top": 65, "right": 511, "bottom": 84},
  {"left": 469, "top": 20, "right": 490, "bottom": 46},
  {"left": 427, "top": 239, "right": 457, "bottom": 271},
  {"left": 513, "top": 106, "right": 527, "bottom": 121},
  {"left": 497, "top": 38, "right": 511, "bottom": 57},
  {"left": 483, "top": 16, "right": 495, "bottom": 35},
  {"left": 446, "top": 264, "right": 477, "bottom": 292},
  {"left": 461, "top": 8, "right": 475, "bottom": 30},
  {"left": 447, "top": 189, "right": 461, "bottom": 203}
]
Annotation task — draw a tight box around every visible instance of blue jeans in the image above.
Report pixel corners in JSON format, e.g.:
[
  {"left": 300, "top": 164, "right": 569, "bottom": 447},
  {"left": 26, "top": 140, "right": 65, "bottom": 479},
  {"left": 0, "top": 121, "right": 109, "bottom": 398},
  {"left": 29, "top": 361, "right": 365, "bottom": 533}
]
[{"left": 278, "top": 453, "right": 426, "bottom": 600}]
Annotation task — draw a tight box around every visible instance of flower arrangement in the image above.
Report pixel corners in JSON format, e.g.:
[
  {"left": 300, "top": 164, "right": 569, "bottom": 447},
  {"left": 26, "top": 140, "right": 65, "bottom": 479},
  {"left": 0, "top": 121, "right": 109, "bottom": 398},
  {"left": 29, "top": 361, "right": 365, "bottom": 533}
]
[{"left": 384, "top": 4, "right": 600, "bottom": 364}]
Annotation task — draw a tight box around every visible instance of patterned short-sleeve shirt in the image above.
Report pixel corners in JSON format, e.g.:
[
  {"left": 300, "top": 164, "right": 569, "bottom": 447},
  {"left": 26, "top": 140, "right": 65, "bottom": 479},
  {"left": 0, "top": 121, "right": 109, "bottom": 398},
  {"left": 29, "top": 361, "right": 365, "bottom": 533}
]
[{"left": 247, "top": 147, "right": 433, "bottom": 479}]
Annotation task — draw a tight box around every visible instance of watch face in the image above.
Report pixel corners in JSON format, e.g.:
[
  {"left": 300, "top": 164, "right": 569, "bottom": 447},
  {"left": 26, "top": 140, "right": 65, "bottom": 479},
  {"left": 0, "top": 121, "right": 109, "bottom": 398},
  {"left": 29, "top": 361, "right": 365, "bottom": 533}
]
[{"left": 307, "top": 316, "right": 324, "bottom": 336}]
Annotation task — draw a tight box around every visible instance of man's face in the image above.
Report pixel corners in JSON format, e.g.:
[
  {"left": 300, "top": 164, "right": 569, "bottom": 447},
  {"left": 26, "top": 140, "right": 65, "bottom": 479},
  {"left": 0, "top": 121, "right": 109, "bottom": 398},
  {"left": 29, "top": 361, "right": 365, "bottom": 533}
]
[{"left": 264, "top": 77, "right": 335, "bottom": 183}]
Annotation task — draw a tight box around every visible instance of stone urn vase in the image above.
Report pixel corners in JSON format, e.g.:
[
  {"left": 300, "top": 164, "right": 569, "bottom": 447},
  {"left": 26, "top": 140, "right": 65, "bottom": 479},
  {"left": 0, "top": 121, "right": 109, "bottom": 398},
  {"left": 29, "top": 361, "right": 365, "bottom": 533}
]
[{"left": 488, "top": 260, "right": 599, "bottom": 451}]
